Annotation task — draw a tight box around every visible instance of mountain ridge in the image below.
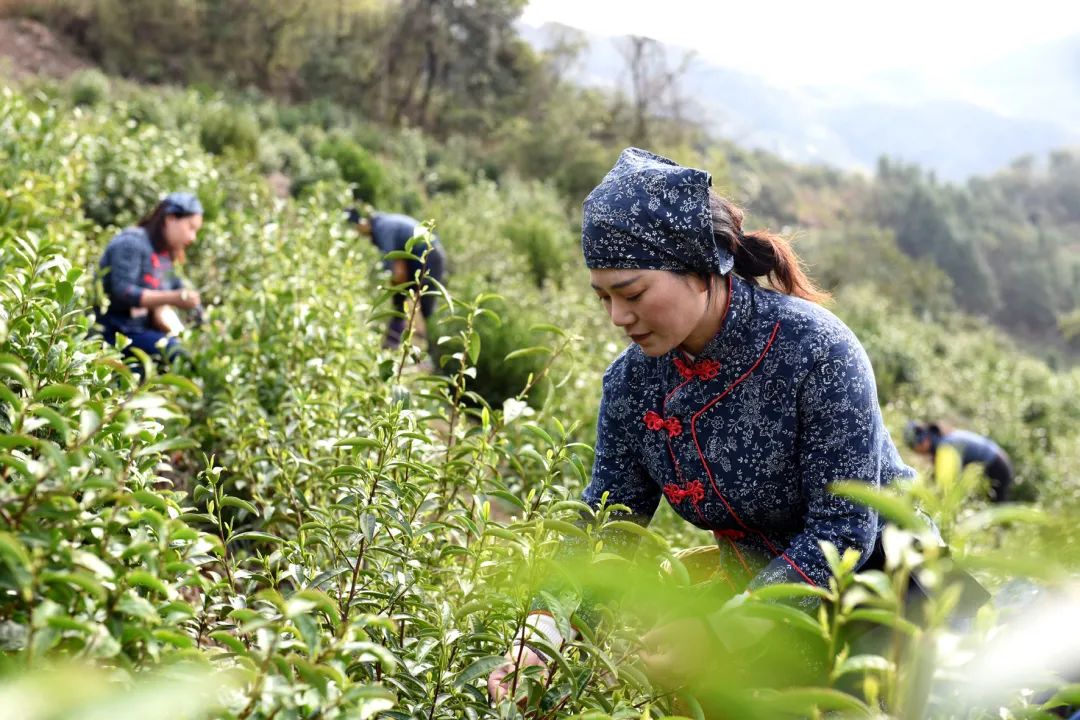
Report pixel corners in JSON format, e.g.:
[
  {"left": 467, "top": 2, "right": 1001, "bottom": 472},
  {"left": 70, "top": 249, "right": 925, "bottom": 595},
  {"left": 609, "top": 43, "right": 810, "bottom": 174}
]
[{"left": 520, "top": 21, "right": 1080, "bottom": 180}]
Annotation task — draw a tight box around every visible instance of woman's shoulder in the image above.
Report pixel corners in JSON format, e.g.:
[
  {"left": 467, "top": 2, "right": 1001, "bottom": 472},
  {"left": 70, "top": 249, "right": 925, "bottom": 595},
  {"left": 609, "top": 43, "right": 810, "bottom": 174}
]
[
  {"left": 761, "top": 288, "right": 864, "bottom": 361},
  {"left": 107, "top": 226, "right": 151, "bottom": 252}
]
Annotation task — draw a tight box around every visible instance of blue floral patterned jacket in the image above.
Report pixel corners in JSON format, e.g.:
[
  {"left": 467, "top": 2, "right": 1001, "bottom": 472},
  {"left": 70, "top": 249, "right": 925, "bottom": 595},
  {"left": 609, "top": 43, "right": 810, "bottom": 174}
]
[{"left": 584, "top": 273, "right": 913, "bottom": 591}]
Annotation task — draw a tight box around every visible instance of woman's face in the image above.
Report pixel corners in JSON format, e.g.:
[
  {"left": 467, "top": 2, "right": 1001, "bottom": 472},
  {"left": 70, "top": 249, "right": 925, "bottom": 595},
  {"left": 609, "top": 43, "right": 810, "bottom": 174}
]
[
  {"left": 163, "top": 213, "right": 203, "bottom": 255},
  {"left": 590, "top": 268, "right": 712, "bottom": 357}
]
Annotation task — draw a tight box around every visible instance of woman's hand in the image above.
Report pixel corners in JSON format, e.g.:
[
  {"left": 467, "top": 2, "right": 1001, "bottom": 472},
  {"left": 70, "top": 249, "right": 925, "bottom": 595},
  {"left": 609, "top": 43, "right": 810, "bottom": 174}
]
[
  {"left": 175, "top": 288, "right": 201, "bottom": 310},
  {"left": 639, "top": 616, "right": 715, "bottom": 689},
  {"left": 487, "top": 645, "right": 547, "bottom": 704}
]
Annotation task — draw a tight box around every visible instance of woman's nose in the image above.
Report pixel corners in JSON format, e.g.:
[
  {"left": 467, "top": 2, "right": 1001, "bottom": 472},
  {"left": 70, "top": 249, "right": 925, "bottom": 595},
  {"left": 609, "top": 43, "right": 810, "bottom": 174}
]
[{"left": 609, "top": 299, "right": 635, "bottom": 327}]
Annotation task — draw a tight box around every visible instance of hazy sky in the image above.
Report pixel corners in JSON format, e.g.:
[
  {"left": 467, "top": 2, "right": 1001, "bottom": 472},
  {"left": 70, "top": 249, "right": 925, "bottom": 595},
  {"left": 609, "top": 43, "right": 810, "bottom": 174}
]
[{"left": 520, "top": 0, "right": 1080, "bottom": 86}]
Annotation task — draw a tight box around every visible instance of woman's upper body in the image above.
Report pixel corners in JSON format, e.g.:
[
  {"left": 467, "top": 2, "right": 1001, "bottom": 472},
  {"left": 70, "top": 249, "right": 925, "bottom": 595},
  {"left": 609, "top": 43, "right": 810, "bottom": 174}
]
[
  {"left": 99, "top": 226, "right": 182, "bottom": 331},
  {"left": 589, "top": 270, "right": 911, "bottom": 590},
  {"left": 97, "top": 192, "right": 203, "bottom": 335},
  {"left": 579, "top": 147, "right": 912, "bottom": 590},
  {"left": 360, "top": 211, "right": 441, "bottom": 261}
]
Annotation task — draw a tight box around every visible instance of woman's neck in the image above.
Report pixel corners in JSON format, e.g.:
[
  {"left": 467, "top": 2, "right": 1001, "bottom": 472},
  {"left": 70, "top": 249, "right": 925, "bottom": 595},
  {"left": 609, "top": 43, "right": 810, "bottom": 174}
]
[{"left": 679, "top": 276, "right": 730, "bottom": 356}]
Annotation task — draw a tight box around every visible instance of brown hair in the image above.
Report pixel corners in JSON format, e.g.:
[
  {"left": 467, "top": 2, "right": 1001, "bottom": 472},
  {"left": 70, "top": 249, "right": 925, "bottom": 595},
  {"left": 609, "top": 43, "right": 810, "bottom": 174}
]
[{"left": 709, "top": 191, "right": 828, "bottom": 303}]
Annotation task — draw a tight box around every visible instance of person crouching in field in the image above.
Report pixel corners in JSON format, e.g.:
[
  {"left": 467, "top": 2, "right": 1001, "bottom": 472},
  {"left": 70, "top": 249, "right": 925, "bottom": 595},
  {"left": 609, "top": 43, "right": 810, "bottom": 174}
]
[
  {"left": 96, "top": 192, "right": 203, "bottom": 368},
  {"left": 489, "top": 147, "right": 918, "bottom": 701},
  {"left": 348, "top": 206, "right": 446, "bottom": 352},
  {"left": 905, "top": 421, "right": 1014, "bottom": 502}
]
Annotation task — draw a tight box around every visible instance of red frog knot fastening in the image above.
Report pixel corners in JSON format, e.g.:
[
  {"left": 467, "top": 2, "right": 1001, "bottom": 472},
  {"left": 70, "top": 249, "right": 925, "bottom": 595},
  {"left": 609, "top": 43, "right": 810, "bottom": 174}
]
[
  {"left": 643, "top": 411, "right": 682, "bottom": 437},
  {"left": 663, "top": 480, "right": 705, "bottom": 505},
  {"left": 674, "top": 357, "right": 722, "bottom": 381}
]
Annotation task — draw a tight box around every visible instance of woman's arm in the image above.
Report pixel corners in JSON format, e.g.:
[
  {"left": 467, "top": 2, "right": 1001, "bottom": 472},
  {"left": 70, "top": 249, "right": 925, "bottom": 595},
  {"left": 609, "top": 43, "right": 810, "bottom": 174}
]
[
  {"left": 749, "top": 340, "right": 888, "bottom": 590},
  {"left": 581, "top": 377, "right": 662, "bottom": 522},
  {"left": 140, "top": 287, "right": 200, "bottom": 309},
  {"left": 105, "top": 234, "right": 199, "bottom": 310}
]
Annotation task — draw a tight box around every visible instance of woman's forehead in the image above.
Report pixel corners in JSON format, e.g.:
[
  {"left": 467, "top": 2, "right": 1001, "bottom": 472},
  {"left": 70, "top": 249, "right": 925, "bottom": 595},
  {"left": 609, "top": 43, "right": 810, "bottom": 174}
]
[{"left": 589, "top": 267, "right": 658, "bottom": 290}]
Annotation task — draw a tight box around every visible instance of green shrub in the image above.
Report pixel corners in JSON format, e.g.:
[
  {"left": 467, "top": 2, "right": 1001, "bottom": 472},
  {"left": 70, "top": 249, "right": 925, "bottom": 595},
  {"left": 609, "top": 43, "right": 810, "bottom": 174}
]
[
  {"left": 293, "top": 123, "right": 327, "bottom": 153},
  {"left": 316, "top": 134, "right": 384, "bottom": 202},
  {"left": 289, "top": 155, "right": 342, "bottom": 198},
  {"left": 426, "top": 165, "right": 470, "bottom": 196},
  {"left": 503, "top": 210, "right": 573, "bottom": 288},
  {"left": 68, "top": 69, "right": 110, "bottom": 107},
  {"left": 198, "top": 105, "right": 259, "bottom": 159},
  {"left": 124, "top": 95, "right": 166, "bottom": 127},
  {"left": 257, "top": 128, "right": 313, "bottom": 177},
  {"left": 430, "top": 299, "right": 552, "bottom": 409}
]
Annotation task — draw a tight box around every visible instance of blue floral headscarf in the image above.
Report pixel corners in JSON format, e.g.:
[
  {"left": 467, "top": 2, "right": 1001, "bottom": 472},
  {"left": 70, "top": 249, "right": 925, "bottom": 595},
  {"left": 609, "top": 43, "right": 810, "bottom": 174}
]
[{"left": 581, "top": 147, "right": 734, "bottom": 275}]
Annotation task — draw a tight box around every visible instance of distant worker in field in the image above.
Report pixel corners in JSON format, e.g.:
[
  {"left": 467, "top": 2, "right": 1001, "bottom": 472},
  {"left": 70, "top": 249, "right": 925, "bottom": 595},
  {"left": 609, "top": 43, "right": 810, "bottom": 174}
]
[
  {"left": 96, "top": 192, "right": 204, "bottom": 367},
  {"left": 347, "top": 206, "right": 446, "bottom": 350},
  {"left": 904, "top": 421, "right": 1013, "bottom": 503},
  {"left": 489, "top": 147, "right": 923, "bottom": 701}
]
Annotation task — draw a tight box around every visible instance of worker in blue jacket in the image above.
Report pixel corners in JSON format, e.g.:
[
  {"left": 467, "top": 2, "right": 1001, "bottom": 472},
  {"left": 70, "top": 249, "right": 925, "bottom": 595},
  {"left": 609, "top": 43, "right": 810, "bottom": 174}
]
[
  {"left": 97, "top": 192, "right": 204, "bottom": 367},
  {"left": 905, "top": 421, "right": 1013, "bottom": 502},
  {"left": 348, "top": 207, "right": 446, "bottom": 350},
  {"left": 490, "top": 148, "right": 916, "bottom": 700}
]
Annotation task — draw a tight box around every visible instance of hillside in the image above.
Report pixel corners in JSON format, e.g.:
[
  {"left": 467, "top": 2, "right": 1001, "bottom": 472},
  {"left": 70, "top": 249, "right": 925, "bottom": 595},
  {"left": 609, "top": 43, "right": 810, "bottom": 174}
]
[{"left": 0, "top": 68, "right": 1079, "bottom": 718}]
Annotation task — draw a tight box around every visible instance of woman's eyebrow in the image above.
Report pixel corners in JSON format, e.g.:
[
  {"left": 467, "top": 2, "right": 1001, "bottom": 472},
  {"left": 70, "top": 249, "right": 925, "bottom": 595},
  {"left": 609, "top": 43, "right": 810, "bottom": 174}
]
[{"left": 590, "top": 275, "right": 642, "bottom": 291}]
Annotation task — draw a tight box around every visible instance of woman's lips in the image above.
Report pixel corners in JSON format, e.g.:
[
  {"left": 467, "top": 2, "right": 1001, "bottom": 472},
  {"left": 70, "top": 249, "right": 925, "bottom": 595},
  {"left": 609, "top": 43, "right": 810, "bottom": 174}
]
[{"left": 629, "top": 332, "right": 651, "bottom": 343}]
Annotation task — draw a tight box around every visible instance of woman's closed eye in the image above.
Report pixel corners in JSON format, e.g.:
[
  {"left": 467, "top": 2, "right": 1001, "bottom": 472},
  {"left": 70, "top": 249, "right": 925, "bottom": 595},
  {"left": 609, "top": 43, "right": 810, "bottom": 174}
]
[{"left": 595, "top": 289, "right": 642, "bottom": 304}]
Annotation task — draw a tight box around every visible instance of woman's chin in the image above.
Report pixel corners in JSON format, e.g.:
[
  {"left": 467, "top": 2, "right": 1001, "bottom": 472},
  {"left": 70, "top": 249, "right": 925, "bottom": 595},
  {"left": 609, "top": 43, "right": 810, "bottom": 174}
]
[{"left": 635, "top": 337, "right": 673, "bottom": 357}]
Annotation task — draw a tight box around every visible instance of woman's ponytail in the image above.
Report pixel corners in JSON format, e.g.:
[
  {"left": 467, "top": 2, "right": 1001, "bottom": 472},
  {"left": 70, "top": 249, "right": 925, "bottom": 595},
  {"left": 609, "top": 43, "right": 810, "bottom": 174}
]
[{"left": 710, "top": 191, "right": 828, "bottom": 303}]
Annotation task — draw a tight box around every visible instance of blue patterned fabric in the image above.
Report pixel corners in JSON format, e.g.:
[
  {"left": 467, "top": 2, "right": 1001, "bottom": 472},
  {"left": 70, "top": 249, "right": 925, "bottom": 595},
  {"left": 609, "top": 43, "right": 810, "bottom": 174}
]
[
  {"left": 581, "top": 147, "right": 734, "bottom": 275},
  {"left": 585, "top": 274, "right": 914, "bottom": 590},
  {"left": 161, "top": 191, "right": 203, "bottom": 217}
]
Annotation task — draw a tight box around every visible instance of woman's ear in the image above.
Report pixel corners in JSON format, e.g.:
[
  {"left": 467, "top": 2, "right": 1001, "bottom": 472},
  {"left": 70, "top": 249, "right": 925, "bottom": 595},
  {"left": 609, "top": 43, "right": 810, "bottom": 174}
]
[{"left": 682, "top": 272, "right": 710, "bottom": 295}]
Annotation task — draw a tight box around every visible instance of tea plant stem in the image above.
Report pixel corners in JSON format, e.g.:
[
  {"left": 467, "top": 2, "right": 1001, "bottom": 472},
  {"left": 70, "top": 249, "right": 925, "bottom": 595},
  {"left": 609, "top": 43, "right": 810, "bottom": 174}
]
[
  {"left": 393, "top": 285, "right": 423, "bottom": 384},
  {"left": 211, "top": 480, "right": 237, "bottom": 593},
  {"left": 886, "top": 565, "right": 912, "bottom": 711},
  {"left": 426, "top": 644, "right": 458, "bottom": 720},
  {"left": 340, "top": 537, "right": 367, "bottom": 627},
  {"left": 514, "top": 334, "right": 571, "bottom": 404},
  {"left": 508, "top": 612, "right": 530, "bottom": 702},
  {"left": 394, "top": 253, "right": 431, "bottom": 384},
  {"left": 236, "top": 633, "right": 280, "bottom": 720}
]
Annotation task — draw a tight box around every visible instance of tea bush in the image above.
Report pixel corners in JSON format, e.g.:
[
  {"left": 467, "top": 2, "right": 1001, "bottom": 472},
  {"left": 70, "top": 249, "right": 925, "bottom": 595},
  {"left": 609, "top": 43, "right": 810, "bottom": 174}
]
[
  {"left": 67, "top": 69, "right": 110, "bottom": 107},
  {"left": 317, "top": 134, "right": 385, "bottom": 203},
  {"left": 257, "top": 128, "right": 313, "bottom": 179},
  {"left": 429, "top": 299, "right": 557, "bottom": 410},
  {"left": 1, "top": 82, "right": 1079, "bottom": 720},
  {"left": 199, "top": 105, "right": 260, "bottom": 161}
]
